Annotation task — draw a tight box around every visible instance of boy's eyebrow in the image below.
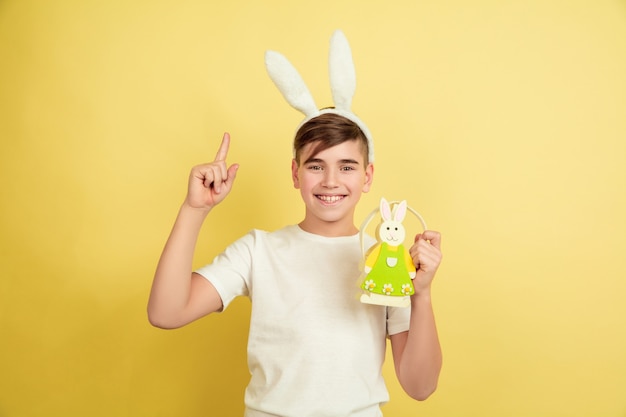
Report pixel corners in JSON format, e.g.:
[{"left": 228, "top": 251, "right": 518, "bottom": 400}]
[{"left": 303, "top": 157, "right": 361, "bottom": 165}]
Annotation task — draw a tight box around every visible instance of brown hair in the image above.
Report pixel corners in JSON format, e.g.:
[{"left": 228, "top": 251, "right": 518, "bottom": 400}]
[{"left": 293, "top": 112, "right": 369, "bottom": 166}]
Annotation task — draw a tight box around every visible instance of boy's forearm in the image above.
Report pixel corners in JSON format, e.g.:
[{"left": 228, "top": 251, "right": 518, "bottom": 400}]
[
  {"left": 147, "top": 204, "right": 210, "bottom": 327},
  {"left": 395, "top": 292, "right": 442, "bottom": 400}
]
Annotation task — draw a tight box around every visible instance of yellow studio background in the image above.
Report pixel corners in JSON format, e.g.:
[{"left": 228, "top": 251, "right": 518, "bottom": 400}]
[{"left": 1, "top": 0, "right": 625, "bottom": 416}]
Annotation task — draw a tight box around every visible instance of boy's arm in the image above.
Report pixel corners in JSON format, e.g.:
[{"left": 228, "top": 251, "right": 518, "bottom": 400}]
[
  {"left": 147, "top": 133, "right": 239, "bottom": 329},
  {"left": 390, "top": 231, "right": 443, "bottom": 401}
]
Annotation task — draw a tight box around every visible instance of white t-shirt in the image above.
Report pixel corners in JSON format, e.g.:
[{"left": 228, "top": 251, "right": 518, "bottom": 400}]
[{"left": 196, "top": 225, "right": 410, "bottom": 417}]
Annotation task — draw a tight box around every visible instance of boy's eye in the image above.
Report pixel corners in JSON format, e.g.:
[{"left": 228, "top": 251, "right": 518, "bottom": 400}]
[
  {"left": 308, "top": 165, "right": 323, "bottom": 171},
  {"left": 341, "top": 166, "right": 356, "bottom": 171}
]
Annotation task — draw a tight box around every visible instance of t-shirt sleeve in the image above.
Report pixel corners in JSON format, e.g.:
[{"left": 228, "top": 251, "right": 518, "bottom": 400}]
[
  {"left": 386, "top": 305, "right": 411, "bottom": 336},
  {"left": 194, "top": 231, "right": 255, "bottom": 310}
]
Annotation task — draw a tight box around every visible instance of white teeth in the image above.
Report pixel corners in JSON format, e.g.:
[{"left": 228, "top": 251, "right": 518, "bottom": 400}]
[{"left": 318, "top": 195, "right": 343, "bottom": 203}]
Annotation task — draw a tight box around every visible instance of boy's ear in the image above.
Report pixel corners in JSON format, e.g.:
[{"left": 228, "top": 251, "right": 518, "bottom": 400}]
[
  {"left": 363, "top": 163, "right": 374, "bottom": 193},
  {"left": 291, "top": 159, "right": 300, "bottom": 188}
]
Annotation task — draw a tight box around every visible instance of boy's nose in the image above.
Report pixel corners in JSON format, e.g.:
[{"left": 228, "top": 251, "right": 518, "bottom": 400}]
[{"left": 322, "top": 171, "right": 339, "bottom": 188}]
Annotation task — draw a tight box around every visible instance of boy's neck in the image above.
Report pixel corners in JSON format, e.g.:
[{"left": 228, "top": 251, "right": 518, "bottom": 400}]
[{"left": 298, "top": 218, "right": 358, "bottom": 237}]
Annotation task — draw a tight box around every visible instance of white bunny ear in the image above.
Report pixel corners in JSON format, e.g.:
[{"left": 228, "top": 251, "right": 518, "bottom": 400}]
[
  {"left": 265, "top": 50, "right": 318, "bottom": 118},
  {"left": 264, "top": 31, "right": 375, "bottom": 162},
  {"left": 394, "top": 200, "right": 408, "bottom": 222},
  {"left": 380, "top": 197, "right": 391, "bottom": 221},
  {"left": 329, "top": 30, "right": 356, "bottom": 111}
]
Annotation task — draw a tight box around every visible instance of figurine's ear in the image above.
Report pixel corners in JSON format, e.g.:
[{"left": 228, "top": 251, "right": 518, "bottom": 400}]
[
  {"left": 380, "top": 197, "right": 391, "bottom": 221},
  {"left": 394, "top": 200, "right": 407, "bottom": 222},
  {"left": 265, "top": 50, "right": 318, "bottom": 118}
]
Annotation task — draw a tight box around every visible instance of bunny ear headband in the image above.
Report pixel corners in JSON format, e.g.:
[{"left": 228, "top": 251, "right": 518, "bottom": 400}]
[{"left": 265, "top": 30, "right": 375, "bottom": 162}]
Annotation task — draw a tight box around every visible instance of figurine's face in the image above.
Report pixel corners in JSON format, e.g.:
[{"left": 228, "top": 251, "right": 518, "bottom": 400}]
[
  {"left": 378, "top": 220, "right": 407, "bottom": 245},
  {"left": 292, "top": 139, "right": 373, "bottom": 236}
]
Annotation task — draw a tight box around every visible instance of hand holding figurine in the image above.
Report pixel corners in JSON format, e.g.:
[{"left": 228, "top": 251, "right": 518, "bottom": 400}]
[{"left": 409, "top": 231, "right": 442, "bottom": 295}]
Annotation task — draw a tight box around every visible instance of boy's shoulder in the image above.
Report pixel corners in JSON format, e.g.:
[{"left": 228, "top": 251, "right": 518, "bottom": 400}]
[{"left": 233, "top": 225, "right": 299, "bottom": 247}]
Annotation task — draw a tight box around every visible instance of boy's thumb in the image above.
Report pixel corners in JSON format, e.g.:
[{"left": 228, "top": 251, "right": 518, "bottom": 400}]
[{"left": 227, "top": 164, "right": 240, "bottom": 182}]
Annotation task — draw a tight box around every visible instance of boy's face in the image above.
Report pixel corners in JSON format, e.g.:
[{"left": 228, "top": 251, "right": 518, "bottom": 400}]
[{"left": 291, "top": 139, "right": 373, "bottom": 236}]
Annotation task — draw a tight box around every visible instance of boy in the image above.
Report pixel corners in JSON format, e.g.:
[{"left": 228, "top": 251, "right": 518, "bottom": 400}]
[{"left": 148, "top": 32, "right": 442, "bottom": 417}]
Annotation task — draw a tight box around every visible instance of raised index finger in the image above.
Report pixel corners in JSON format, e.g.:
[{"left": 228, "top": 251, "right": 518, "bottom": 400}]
[{"left": 214, "top": 132, "right": 231, "bottom": 162}]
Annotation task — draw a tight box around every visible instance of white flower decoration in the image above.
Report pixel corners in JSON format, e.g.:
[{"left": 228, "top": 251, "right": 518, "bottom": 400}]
[
  {"left": 401, "top": 284, "right": 412, "bottom": 295},
  {"left": 383, "top": 284, "right": 394, "bottom": 295},
  {"left": 364, "top": 280, "right": 376, "bottom": 291}
]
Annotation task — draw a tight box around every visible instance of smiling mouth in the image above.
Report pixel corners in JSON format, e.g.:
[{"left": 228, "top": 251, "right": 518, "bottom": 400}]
[{"left": 316, "top": 195, "right": 346, "bottom": 204}]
